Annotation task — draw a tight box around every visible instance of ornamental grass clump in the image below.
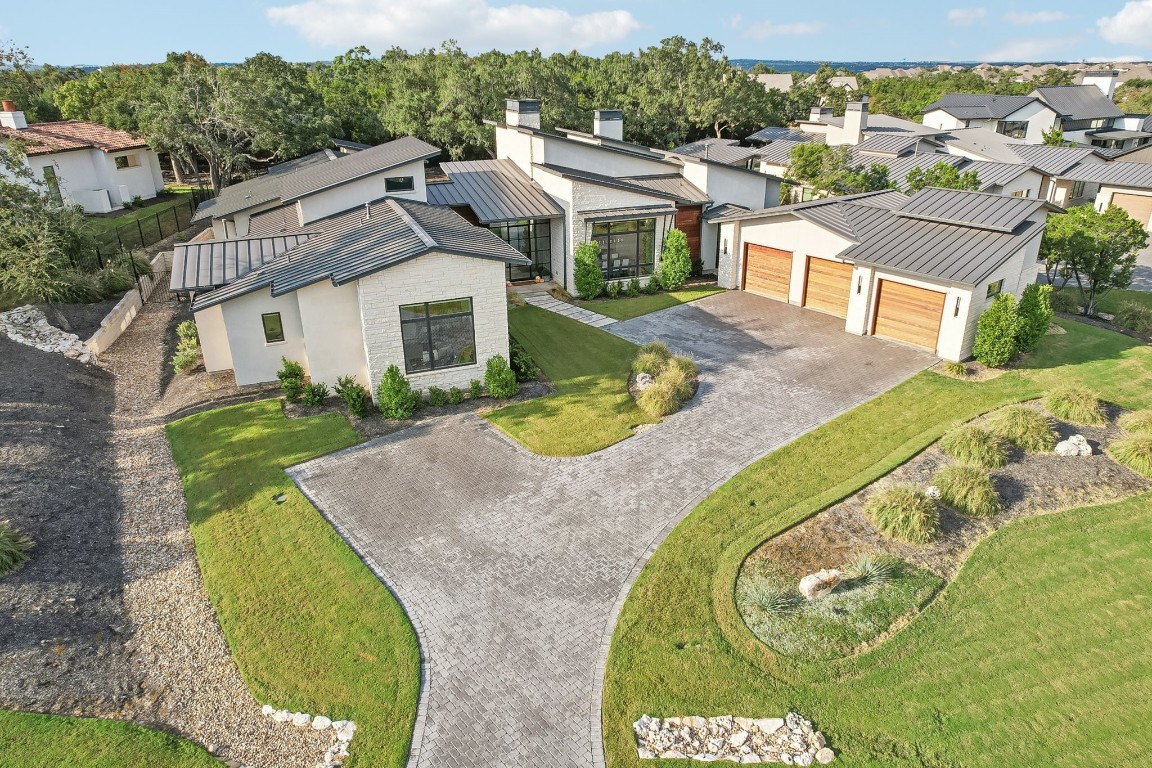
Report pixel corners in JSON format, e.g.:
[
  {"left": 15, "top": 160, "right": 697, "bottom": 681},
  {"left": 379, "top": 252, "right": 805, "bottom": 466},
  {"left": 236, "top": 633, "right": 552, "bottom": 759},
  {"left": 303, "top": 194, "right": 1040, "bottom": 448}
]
[
  {"left": 632, "top": 352, "right": 667, "bottom": 378},
  {"left": 986, "top": 405, "right": 1058, "bottom": 453},
  {"left": 1118, "top": 410, "right": 1152, "bottom": 434},
  {"left": 933, "top": 465, "right": 1002, "bottom": 518},
  {"left": 939, "top": 425, "right": 1008, "bottom": 468},
  {"left": 740, "top": 578, "right": 798, "bottom": 615},
  {"left": 1045, "top": 385, "right": 1106, "bottom": 426},
  {"left": 1109, "top": 434, "right": 1152, "bottom": 477},
  {"left": 1114, "top": 302, "right": 1152, "bottom": 335},
  {"left": 0, "top": 521, "right": 32, "bottom": 576},
  {"left": 864, "top": 485, "right": 939, "bottom": 544},
  {"left": 656, "top": 364, "right": 694, "bottom": 401},
  {"left": 668, "top": 355, "right": 698, "bottom": 379},
  {"left": 847, "top": 552, "right": 900, "bottom": 587},
  {"left": 637, "top": 379, "right": 680, "bottom": 417}
]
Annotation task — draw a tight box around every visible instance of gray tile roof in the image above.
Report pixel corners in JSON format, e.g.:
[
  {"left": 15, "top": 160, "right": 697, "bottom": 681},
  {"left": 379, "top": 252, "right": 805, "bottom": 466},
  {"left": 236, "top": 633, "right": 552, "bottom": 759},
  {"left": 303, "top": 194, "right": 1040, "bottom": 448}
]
[
  {"left": 424, "top": 159, "right": 564, "bottom": 223},
  {"left": 922, "top": 94, "right": 1041, "bottom": 120},
  {"left": 534, "top": 163, "right": 709, "bottom": 203},
  {"left": 1059, "top": 160, "right": 1152, "bottom": 189},
  {"left": 191, "top": 199, "right": 528, "bottom": 310},
  {"left": 1032, "top": 85, "right": 1125, "bottom": 121},
  {"left": 670, "top": 138, "right": 764, "bottom": 166},
  {"left": 170, "top": 233, "right": 314, "bottom": 293}
]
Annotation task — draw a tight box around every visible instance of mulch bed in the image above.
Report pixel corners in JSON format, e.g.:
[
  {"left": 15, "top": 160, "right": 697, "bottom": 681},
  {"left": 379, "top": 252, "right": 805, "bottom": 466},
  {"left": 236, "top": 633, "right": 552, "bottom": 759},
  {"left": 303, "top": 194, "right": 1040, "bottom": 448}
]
[{"left": 39, "top": 295, "right": 128, "bottom": 340}]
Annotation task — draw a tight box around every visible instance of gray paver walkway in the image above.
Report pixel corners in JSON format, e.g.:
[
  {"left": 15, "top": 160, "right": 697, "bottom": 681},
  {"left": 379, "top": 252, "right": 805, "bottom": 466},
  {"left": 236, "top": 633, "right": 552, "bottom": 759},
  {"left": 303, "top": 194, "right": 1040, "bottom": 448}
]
[
  {"left": 288, "top": 292, "right": 934, "bottom": 768},
  {"left": 521, "top": 292, "right": 617, "bottom": 328}
]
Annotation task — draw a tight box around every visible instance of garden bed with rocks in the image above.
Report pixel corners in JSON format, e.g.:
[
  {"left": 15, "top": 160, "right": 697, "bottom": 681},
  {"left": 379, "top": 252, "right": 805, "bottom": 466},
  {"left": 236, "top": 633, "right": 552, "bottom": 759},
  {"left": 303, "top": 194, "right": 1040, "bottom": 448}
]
[{"left": 739, "top": 399, "right": 1151, "bottom": 659}]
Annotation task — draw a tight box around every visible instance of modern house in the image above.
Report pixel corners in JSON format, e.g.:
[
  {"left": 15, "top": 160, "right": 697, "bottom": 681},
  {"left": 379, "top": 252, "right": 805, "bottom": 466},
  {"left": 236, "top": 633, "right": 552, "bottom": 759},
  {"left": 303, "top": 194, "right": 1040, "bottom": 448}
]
[
  {"left": 1049, "top": 161, "right": 1152, "bottom": 231},
  {"left": 921, "top": 95, "right": 1059, "bottom": 143},
  {"left": 713, "top": 187, "right": 1060, "bottom": 361},
  {"left": 0, "top": 100, "right": 164, "bottom": 212},
  {"left": 1029, "top": 81, "right": 1125, "bottom": 144}
]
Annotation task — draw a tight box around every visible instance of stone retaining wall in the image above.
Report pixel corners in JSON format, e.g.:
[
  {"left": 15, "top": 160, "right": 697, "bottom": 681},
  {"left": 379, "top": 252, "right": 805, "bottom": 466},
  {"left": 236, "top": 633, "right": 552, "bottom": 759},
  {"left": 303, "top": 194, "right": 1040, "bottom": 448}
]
[{"left": 87, "top": 251, "right": 171, "bottom": 355}]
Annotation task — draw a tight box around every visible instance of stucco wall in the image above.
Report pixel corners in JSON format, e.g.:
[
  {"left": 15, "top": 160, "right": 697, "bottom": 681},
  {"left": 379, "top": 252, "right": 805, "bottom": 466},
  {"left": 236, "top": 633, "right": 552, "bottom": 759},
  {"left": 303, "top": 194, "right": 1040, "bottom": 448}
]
[
  {"left": 194, "top": 303, "right": 234, "bottom": 372},
  {"left": 296, "top": 280, "right": 369, "bottom": 388},
  {"left": 1095, "top": 185, "right": 1152, "bottom": 227},
  {"left": 357, "top": 252, "right": 510, "bottom": 394},
  {"left": 538, "top": 136, "right": 673, "bottom": 178},
  {"left": 731, "top": 216, "right": 856, "bottom": 306},
  {"left": 922, "top": 111, "right": 965, "bottom": 131},
  {"left": 993, "top": 169, "right": 1045, "bottom": 199},
  {"left": 219, "top": 289, "right": 309, "bottom": 385}
]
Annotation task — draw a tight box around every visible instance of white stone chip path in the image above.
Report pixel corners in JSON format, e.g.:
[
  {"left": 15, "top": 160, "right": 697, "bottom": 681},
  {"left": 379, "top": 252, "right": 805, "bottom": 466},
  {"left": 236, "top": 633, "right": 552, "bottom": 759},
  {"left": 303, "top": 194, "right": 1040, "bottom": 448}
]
[{"left": 520, "top": 292, "right": 618, "bottom": 328}]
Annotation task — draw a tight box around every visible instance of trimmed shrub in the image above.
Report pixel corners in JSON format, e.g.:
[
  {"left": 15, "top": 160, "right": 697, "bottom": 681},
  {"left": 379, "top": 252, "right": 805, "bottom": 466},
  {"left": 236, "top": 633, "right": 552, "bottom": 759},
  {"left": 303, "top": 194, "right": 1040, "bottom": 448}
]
[
  {"left": 176, "top": 320, "right": 199, "bottom": 343},
  {"left": 986, "top": 405, "right": 1058, "bottom": 452},
  {"left": 484, "top": 355, "right": 518, "bottom": 399},
  {"left": 973, "top": 293, "right": 1021, "bottom": 368},
  {"left": 933, "top": 465, "right": 1002, "bottom": 518},
  {"left": 1119, "top": 410, "right": 1152, "bottom": 434},
  {"left": 448, "top": 386, "right": 465, "bottom": 405},
  {"left": 1045, "top": 385, "right": 1106, "bottom": 426},
  {"left": 427, "top": 386, "right": 449, "bottom": 406},
  {"left": 606, "top": 281, "right": 621, "bottom": 299},
  {"left": 170, "top": 338, "right": 199, "bottom": 374},
  {"left": 632, "top": 352, "right": 667, "bottom": 377},
  {"left": 277, "top": 358, "right": 306, "bottom": 403},
  {"left": 509, "top": 336, "right": 541, "bottom": 382},
  {"left": 573, "top": 242, "right": 605, "bottom": 300},
  {"left": 658, "top": 228, "right": 692, "bottom": 291},
  {"left": 1109, "top": 433, "right": 1152, "bottom": 477},
  {"left": 334, "top": 375, "right": 370, "bottom": 417},
  {"left": 1049, "top": 289, "right": 1078, "bottom": 313},
  {"left": 643, "top": 275, "right": 661, "bottom": 294},
  {"left": 469, "top": 379, "right": 484, "bottom": 399},
  {"left": 864, "top": 486, "right": 939, "bottom": 544},
  {"left": 376, "top": 364, "right": 420, "bottom": 419},
  {"left": 627, "top": 278, "right": 641, "bottom": 297},
  {"left": 1016, "top": 283, "right": 1053, "bottom": 352},
  {"left": 740, "top": 578, "right": 798, "bottom": 615},
  {"left": 847, "top": 552, "right": 900, "bottom": 586},
  {"left": 943, "top": 361, "right": 968, "bottom": 377},
  {"left": 668, "top": 355, "right": 698, "bottom": 379},
  {"left": 1114, "top": 302, "right": 1152, "bottom": 335},
  {"left": 302, "top": 381, "right": 329, "bottom": 406},
  {"left": 655, "top": 364, "right": 694, "bottom": 401},
  {"left": 637, "top": 379, "right": 681, "bottom": 417},
  {"left": 0, "top": 520, "right": 32, "bottom": 576},
  {"left": 939, "top": 425, "right": 1009, "bottom": 468}
]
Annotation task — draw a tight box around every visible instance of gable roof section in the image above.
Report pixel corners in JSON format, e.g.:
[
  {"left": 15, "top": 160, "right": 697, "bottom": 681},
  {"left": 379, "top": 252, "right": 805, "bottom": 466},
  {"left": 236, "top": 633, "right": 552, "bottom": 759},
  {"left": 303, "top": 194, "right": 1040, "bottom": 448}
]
[
  {"left": 922, "top": 94, "right": 1041, "bottom": 120},
  {"left": 851, "top": 152, "right": 967, "bottom": 189},
  {"left": 0, "top": 120, "right": 148, "bottom": 156},
  {"left": 1007, "top": 144, "right": 1101, "bottom": 175},
  {"left": 192, "top": 199, "right": 527, "bottom": 310},
  {"left": 958, "top": 160, "right": 1041, "bottom": 190},
  {"left": 670, "top": 138, "right": 764, "bottom": 166},
  {"left": 1058, "top": 160, "right": 1152, "bottom": 189},
  {"left": 894, "top": 187, "right": 1057, "bottom": 232},
  {"left": 534, "top": 163, "right": 708, "bottom": 204},
  {"left": 424, "top": 159, "right": 564, "bottom": 223},
  {"left": 745, "top": 126, "right": 824, "bottom": 144},
  {"left": 1032, "top": 85, "right": 1124, "bottom": 121},
  {"left": 170, "top": 233, "right": 314, "bottom": 293},
  {"left": 712, "top": 189, "right": 906, "bottom": 223},
  {"left": 755, "top": 74, "right": 794, "bottom": 91}
]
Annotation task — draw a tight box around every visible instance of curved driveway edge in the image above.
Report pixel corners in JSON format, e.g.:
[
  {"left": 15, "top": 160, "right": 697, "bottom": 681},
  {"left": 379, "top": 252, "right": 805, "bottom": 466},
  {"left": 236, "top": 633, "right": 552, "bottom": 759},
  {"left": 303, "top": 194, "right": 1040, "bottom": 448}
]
[{"left": 288, "top": 292, "right": 934, "bottom": 767}]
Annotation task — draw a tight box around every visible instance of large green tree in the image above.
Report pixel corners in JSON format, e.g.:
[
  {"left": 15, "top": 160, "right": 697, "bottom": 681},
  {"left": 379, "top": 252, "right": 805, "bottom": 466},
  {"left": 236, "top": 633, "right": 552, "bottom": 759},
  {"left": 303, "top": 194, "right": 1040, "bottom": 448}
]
[
  {"left": 905, "top": 161, "right": 980, "bottom": 193},
  {"left": 1039, "top": 204, "right": 1149, "bottom": 315},
  {"left": 787, "top": 144, "right": 892, "bottom": 198}
]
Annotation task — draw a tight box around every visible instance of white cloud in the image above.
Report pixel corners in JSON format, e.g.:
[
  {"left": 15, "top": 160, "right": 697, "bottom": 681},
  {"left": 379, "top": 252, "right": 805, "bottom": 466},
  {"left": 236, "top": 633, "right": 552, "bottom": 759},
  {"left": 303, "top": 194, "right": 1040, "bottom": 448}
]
[
  {"left": 730, "top": 15, "right": 744, "bottom": 30},
  {"left": 947, "top": 7, "right": 987, "bottom": 25},
  {"left": 266, "top": 0, "right": 642, "bottom": 54},
  {"left": 1098, "top": 0, "right": 1152, "bottom": 47},
  {"left": 979, "top": 36, "right": 1081, "bottom": 60},
  {"left": 1003, "top": 10, "right": 1068, "bottom": 24},
  {"left": 742, "top": 20, "right": 824, "bottom": 39}
]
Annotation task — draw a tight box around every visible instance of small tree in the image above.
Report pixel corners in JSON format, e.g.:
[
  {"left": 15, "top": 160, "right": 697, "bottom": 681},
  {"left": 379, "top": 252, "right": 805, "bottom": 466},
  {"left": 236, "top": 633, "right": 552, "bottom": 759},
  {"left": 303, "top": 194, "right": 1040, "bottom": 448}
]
[
  {"left": 484, "top": 354, "right": 518, "bottom": 399},
  {"left": 1041, "top": 125, "right": 1065, "bottom": 146},
  {"left": 658, "top": 228, "right": 692, "bottom": 291},
  {"left": 573, "top": 242, "right": 605, "bottom": 300},
  {"left": 905, "top": 161, "right": 980, "bottom": 193},
  {"left": 1017, "top": 283, "right": 1053, "bottom": 352},
  {"left": 277, "top": 357, "right": 306, "bottom": 402},
  {"left": 1039, "top": 204, "right": 1148, "bottom": 315},
  {"left": 376, "top": 364, "right": 420, "bottom": 419},
  {"left": 973, "top": 294, "right": 1022, "bottom": 368}
]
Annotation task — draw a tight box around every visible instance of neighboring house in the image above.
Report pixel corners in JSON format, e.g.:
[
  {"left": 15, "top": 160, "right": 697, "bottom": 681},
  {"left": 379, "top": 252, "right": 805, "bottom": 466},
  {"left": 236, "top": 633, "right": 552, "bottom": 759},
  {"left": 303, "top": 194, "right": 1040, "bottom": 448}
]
[
  {"left": 1085, "top": 113, "right": 1152, "bottom": 153},
  {"left": 1030, "top": 82, "right": 1125, "bottom": 144},
  {"left": 801, "top": 74, "right": 859, "bottom": 91},
  {"left": 712, "top": 187, "right": 1060, "bottom": 362},
  {"left": 490, "top": 100, "right": 781, "bottom": 291},
  {"left": 0, "top": 100, "right": 164, "bottom": 212},
  {"left": 754, "top": 73, "right": 794, "bottom": 93},
  {"left": 794, "top": 98, "right": 943, "bottom": 146},
  {"left": 173, "top": 197, "right": 529, "bottom": 389},
  {"left": 1049, "top": 161, "right": 1152, "bottom": 231},
  {"left": 921, "top": 94, "right": 1058, "bottom": 143}
]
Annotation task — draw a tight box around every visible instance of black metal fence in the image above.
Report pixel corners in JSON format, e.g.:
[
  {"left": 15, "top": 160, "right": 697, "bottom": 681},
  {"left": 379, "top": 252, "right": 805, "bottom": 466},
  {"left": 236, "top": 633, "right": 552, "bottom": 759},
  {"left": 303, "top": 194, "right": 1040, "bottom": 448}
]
[{"left": 82, "top": 187, "right": 214, "bottom": 271}]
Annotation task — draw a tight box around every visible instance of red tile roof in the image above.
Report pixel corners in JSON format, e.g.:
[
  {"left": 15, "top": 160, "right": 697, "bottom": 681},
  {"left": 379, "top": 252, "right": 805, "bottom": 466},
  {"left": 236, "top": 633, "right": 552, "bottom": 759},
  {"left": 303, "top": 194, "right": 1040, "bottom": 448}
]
[{"left": 0, "top": 120, "right": 149, "bottom": 156}]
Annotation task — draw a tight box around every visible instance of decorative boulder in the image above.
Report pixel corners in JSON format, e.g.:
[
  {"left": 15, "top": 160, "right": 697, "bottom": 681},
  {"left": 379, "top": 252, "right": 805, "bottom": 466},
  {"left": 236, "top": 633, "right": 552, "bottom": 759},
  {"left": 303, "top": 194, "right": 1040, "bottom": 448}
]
[
  {"left": 1054, "top": 434, "right": 1092, "bottom": 457},
  {"left": 816, "top": 747, "right": 836, "bottom": 764},
  {"left": 312, "top": 715, "right": 332, "bottom": 730},
  {"left": 635, "top": 372, "right": 656, "bottom": 392},
  {"left": 798, "top": 569, "right": 842, "bottom": 601},
  {"left": 925, "top": 485, "right": 941, "bottom": 500}
]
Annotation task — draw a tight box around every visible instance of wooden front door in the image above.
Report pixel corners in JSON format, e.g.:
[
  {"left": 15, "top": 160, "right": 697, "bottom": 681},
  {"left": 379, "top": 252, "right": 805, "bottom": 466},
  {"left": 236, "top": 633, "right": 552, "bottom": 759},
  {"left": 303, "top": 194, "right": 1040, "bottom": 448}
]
[
  {"left": 802, "top": 257, "right": 853, "bottom": 318},
  {"left": 675, "top": 204, "right": 703, "bottom": 265},
  {"left": 742, "top": 245, "right": 792, "bottom": 301},
  {"left": 871, "top": 279, "right": 946, "bottom": 352}
]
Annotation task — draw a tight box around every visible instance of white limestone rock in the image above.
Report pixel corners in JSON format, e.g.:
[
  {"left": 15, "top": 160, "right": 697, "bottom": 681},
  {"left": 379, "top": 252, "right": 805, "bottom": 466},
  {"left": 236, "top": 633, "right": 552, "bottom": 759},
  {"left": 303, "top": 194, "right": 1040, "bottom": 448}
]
[
  {"left": 798, "top": 570, "right": 842, "bottom": 601},
  {"left": 1055, "top": 434, "right": 1092, "bottom": 457},
  {"left": 816, "top": 747, "right": 836, "bottom": 764},
  {"left": 291, "top": 712, "right": 312, "bottom": 727},
  {"left": 312, "top": 715, "right": 332, "bottom": 730},
  {"left": 635, "top": 372, "right": 656, "bottom": 391}
]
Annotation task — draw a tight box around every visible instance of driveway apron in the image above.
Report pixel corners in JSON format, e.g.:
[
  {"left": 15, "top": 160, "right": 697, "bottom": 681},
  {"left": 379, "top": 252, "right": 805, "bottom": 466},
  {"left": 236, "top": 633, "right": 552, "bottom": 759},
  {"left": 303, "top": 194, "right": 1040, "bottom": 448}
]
[{"left": 288, "top": 292, "right": 934, "bottom": 768}]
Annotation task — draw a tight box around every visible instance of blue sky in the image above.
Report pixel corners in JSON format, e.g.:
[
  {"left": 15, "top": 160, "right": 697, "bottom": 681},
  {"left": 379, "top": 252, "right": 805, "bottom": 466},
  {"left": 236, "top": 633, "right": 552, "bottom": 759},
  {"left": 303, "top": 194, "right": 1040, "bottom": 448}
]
[{"left": 5, "top": 0, "right": 1152, "bottom": 66}]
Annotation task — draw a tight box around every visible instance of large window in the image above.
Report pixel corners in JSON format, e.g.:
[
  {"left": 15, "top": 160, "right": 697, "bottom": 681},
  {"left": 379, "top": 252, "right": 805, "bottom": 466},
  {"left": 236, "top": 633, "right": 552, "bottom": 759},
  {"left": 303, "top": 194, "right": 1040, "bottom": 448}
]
[
  {"left": 591, "top": 218, "right": 656, "bottom": 280},
  {"left": 261, "top": 312, "right": 285, "bottom": 343},
  {"left": 385, "top": 176, "right": 415, "bottom": 193},
  {"left": 490, "top": 219, "right": 551, "bottom": 281},
  {"left": 996, "top": 121, "right": 1028, "bottom": 139},
  {"left": 399, "top": 298, "right": 476, "bottom": 374}
]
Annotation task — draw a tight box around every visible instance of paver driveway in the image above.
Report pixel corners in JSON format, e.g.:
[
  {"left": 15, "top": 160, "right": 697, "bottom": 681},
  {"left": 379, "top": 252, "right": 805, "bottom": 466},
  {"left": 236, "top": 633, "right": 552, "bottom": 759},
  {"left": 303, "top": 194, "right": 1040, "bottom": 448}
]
[{"left": 288, "top": 292, "right": 934, "bottom": 768}]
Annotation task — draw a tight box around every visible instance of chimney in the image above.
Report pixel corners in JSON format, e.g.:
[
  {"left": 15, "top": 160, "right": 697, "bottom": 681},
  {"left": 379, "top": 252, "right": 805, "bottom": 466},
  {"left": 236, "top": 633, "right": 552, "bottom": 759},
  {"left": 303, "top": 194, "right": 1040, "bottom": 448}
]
[
  {"left": 593, "top": 109, "right": 624, "bottom": 141},
  {"left": 843, "top": 96, "right": 869, "bottom": 145},
  {"left": 505, "top": 98, "right": 541, "bottom": 130},
  {"left": 0, "top": 100, "right": 27, "bottom": 130},
  {"left": 1082, "top": 70, "right": 1119, "bottom": 99}
]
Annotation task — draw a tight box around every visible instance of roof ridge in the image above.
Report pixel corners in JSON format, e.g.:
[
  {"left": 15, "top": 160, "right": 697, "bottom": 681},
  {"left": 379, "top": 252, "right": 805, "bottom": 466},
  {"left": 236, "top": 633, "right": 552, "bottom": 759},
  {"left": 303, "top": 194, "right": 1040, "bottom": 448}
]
[{"left": 386, "top": 198, "right": 438, "bottom": 249}]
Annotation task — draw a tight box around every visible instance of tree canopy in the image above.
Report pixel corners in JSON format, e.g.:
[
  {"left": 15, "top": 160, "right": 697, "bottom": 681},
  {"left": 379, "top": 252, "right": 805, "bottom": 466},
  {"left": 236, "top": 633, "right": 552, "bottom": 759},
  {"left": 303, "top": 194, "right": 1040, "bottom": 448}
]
[
  {"left": 788, "top": 144, "right": 892, "bottom": 197},
  {"left": 1040, "top": 204, "right": 1149, "bottom": 315},
  {"left": 905, "top": 161, "right": 980, "bottom": 193}
]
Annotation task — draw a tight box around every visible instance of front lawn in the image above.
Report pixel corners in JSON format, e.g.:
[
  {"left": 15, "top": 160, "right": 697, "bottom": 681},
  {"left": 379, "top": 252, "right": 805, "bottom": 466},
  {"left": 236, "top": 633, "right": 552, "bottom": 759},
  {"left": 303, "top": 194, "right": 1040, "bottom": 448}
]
[
  {"left": 486, "top": 305, "right": 655, "bottom": 456},
  {"left": 88, "top": 190, "right": 194, "bottom": 251},
  {"left": 603, "top": 318, "right": 1152, "bottom": 767},
  {"left": 1092, "top": 287, "right": 1152, "bottom": 316},
  {"left": 166, "top": 402, "right": 420, "bottom": 768},
  {"left": 578, "top": 284, "right": 725, "bottom": 321},
  {"left": 0, "top": 710, "right": 221, "bottom": 768}
]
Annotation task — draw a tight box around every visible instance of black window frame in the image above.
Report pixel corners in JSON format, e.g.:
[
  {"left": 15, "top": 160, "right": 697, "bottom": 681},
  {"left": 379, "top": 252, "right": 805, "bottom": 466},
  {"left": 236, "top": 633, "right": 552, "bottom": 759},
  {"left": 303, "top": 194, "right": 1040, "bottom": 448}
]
[
  {"left": 590, "top": 218, "right": 657, "bottom": 280},
  {"left": 996, "top": 120, "right": 1028, "bottom": 139},
  {"left": 261, "top": 312, "right": 286, "bottom": 343},
  {"left": 399, "top": 297, "right": 477, "bottom": 374},
  {"left": 986, "top": 279, "right": 1004, "bottom": 298},
  {"left": 490, "top": 218, "right": 552, "bottom": 281},
  {"left": 1070, "top": 180, "right": 1086, "bottom": 199},
  {"left": 385, "top": 176, "right": 416, "bottom": 193}
]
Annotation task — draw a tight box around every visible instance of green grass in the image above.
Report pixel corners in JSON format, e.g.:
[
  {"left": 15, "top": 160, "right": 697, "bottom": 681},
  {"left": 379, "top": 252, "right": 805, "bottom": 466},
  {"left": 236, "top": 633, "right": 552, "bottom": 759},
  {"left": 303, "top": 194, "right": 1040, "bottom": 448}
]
[
  {"left": 1092, "top": 288, "right": 1152, "bottom": 317},
  {"left": 88, "top": 190, "right": 194, "bottom": 250},
  {"left": 166, "top": 401, "right": 420, "bottom": 768},
  {"left": 938, "top": 425, "right": 1009, "bottom": 468},
  {"left": 0, "top": 710, "right": 221, "bottom": 768},
  {"left": 603, "top": 317, "right": 1152, "bottom": 768},
  {"left": 486, "top": 305, "right": 655, "bottom": 456},
  {"left": 579, "top": 285, "right": 725, "bottom": 321}
]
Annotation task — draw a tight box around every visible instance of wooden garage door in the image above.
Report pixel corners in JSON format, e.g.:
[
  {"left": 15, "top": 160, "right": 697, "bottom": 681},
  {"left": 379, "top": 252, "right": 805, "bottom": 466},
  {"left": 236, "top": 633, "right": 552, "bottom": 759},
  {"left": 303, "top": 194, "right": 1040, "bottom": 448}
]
[
  {"left": 803, "top": 257, "right": 853, "bottom": 317},
  {"left": 872, "top": 280, "right": 946, "bottom": 352},
  {"left": 1111, "top": 193, "right": 1152, "bottom": 230},
  {"left": 742, "top": 245, "right": 792, "bottom": 301}
]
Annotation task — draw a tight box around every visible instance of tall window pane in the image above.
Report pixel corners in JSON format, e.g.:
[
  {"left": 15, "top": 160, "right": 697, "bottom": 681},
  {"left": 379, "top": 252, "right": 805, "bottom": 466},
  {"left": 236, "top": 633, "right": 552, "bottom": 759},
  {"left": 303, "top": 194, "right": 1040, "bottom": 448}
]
[{"left": 399, "top": 298, "right": 476, "bottom": 374}]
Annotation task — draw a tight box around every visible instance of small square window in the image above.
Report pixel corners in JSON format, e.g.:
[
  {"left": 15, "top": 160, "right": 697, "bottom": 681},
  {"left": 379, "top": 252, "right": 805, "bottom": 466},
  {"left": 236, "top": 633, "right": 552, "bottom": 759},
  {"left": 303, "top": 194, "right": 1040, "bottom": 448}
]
[
  {"left": 262, "top": 312, "right": 285, "bottom": 343},
  {"left": 385, "top": 176, "right": 415, "bottom": 193},
  {"left": 114, "top": 154, "right": 140, "bottom": 170},
  {"left": 986, "top": 280, "right": 1004, "bottom": 298}
]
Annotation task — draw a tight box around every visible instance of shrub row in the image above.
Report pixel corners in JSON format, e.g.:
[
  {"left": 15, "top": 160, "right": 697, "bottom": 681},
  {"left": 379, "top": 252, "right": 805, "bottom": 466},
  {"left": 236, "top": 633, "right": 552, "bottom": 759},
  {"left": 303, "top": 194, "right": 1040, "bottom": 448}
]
[{"left": 972, "top": 283, "right": 1054, "bottom": 368}]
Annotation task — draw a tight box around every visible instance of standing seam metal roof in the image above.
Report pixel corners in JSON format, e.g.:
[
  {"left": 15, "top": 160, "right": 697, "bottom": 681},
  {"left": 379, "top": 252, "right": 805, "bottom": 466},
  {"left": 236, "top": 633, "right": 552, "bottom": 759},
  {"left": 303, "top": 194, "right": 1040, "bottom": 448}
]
[
  {"left": 534, "top": 163, "right": 708, "bottom": 203},
  {"left": 1008, "top": 144, "right": 1102, "bottom": 175},
  {"left": 1032, "top": 85, "right": 1125, "bottom": 121},
  {"left": 894, "top": 187, "right": 1051, "bottom": 232},
  {"left": 169, "top": 233, "right": 314, "bottom": 292},
  {"left": 921, "top": 94, "right": 1040, "bottom": 120},
  {"left": 424, "top": 159, "right": 565, "bottom": 222},
  {"left": 1058, "top": 160, "right": 1152, "bottom": 188}
]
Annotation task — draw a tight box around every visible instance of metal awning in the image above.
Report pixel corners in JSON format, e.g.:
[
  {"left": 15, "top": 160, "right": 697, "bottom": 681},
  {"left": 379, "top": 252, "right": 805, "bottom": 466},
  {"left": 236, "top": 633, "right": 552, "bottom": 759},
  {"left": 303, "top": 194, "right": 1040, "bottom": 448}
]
[{"left": 580, "top": 205, "right": 677, "bottom": 223}]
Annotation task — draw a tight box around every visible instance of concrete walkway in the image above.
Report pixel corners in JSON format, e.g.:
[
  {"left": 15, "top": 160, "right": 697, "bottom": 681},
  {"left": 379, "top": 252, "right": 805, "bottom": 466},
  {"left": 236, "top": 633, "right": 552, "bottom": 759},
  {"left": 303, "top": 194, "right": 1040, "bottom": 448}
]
[
  {"left": 288, "top": 293, "right": 934, "bottom": 768},
  {"left": 520, "top": 291, "right": 617, "bottom": 328}
]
